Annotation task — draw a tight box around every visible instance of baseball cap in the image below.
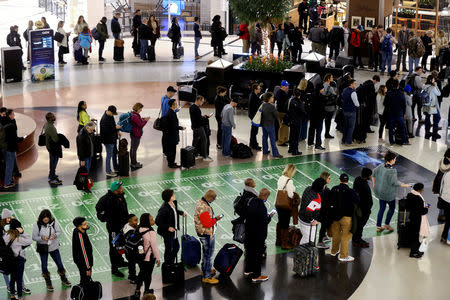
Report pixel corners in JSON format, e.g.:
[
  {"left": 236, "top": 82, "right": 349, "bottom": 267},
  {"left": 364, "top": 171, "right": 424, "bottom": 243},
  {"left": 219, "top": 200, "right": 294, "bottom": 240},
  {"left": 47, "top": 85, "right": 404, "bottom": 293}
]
[
  {"left": 167, "top": 86, "right": 177, "bottom": 93},
  {"left": 108, "top": 105, "right": 117, "bottom": 115},
  {"left": 339, "top": 173, "right": 349, "bottom": 182},
  {"left": 281, "top": 80, "right": 290, "bottom": 87},
  {"left": 110, "top": 181, "right": 123, "bottom": 192}
]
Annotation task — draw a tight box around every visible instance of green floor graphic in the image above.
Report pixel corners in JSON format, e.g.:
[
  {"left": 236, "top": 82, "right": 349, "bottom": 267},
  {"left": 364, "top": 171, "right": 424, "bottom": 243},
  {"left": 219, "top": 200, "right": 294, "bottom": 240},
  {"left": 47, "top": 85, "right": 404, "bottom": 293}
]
[{"left": 0, "top": 155, "right": 395, "bottom": 295}]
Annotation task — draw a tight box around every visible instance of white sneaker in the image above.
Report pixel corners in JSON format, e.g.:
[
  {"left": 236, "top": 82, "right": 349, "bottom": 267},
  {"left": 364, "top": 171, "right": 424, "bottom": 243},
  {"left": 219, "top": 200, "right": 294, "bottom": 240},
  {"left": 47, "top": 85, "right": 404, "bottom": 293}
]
[
  {"left": 106, "top": 172, "right": 118, "bottom": 177},
  {"left": 338, "top": 256, "right": 355, "bottom": 262},
  {"left": 323, "top": 236, "right": 331, "bottom": 242},
  {"left": 203, "top": 156, "right": 214, "bottom": 162},
  {"left": 330, "top": 250, "right": 340, "bottom": 257},
  {"left": 316, "top": 242, "right": 330, "bottom": 249}
]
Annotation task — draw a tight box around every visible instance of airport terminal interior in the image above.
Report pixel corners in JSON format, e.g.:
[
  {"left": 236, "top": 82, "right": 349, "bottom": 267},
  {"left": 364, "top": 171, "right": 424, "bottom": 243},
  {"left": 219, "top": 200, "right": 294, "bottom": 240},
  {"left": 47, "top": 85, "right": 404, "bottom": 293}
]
[{"left": 0, "top": 0, "right": 449, "bottom": 299}]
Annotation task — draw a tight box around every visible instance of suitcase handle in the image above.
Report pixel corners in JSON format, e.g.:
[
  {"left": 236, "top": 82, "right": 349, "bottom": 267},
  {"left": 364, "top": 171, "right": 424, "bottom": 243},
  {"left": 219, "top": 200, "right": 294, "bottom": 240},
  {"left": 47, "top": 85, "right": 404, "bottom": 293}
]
[
  {"left": 183, "top": 214, "right": 187, "bottom": 236},
  {"left": 308, "top": 224, "right": 317, "bottom": 246}
]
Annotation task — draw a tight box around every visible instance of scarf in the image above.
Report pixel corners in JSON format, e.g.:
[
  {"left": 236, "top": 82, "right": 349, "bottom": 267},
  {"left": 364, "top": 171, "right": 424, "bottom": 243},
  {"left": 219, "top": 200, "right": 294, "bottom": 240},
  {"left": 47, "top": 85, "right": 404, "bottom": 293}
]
[{"left": 411, "top": 190, "right": 430, "bottom": 237}]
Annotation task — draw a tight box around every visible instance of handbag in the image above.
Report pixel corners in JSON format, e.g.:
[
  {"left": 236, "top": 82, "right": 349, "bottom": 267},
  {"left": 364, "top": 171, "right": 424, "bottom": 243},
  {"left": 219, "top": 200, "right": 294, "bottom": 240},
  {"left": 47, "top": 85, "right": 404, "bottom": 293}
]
[
  {"left": 54, "top": 31, "right": 64, "bottom": 43},
  {"left": 60, "top": 46, "right": 69, "bottom": 54},
  {"left": 153, "top": 108, "right": 163, "bottom": 131},
  {"left": 275, "top": 179, "right": 292, "bottom": 210},
  {"left": 38, "top": 125, "right": 46, "bottom": 147},
  {"left": 418, "top": 238, "right": 429, "bottom": 253},
  {"left": 232, "top": 222, "right": 245, "bottom": 244}
]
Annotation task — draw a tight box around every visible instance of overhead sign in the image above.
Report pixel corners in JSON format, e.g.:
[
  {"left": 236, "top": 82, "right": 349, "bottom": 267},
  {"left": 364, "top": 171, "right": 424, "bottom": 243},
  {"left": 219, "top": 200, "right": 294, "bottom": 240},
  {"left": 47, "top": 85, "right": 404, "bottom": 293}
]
[{"left": 30, "top": 29, "right": 55, "bottom": 82}]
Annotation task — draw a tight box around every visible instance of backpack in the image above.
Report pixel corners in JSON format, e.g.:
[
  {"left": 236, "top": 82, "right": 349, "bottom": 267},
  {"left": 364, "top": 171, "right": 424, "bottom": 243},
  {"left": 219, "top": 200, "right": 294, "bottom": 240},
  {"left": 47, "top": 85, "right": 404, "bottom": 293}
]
[
  {"left": 73, "top": 166, "right": 93, "bottom": 192},
  {"left": 124, "top": 229, "right": 152, "bottom": 262},
  {"left": 0, "top": 238, "right": 17, "bottom": 275},
  {"left": 95, "top": 194, "right": 109, "bottom": 222},
  {"left": 91, "top": 27, "right": 100, "bottom": 40},
  {"left": 231, "top": 143, "right": 253, "bottom": 159},
  {"left": 117, "top": 112, "right": 132, "bottom": 133},
  {"left": 419, "top": 87, "right": 431, "bottom": 106},
  {"left": 381, "top": 35, "right": 392, "bottom": 52},
  {"left": 233, "top": 194, "right": 249, "bottom": 217},
  {"left": 0, "top": 123, "right": 7, "bottom": 150},
  {"left": 406, "top": 74, "right": 418, "bottom": 93}
]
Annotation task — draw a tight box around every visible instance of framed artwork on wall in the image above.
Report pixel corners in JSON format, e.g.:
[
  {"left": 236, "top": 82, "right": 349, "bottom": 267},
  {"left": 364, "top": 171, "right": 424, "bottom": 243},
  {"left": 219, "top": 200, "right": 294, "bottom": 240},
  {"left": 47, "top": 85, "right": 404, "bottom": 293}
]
[
  {"left": 351, "top": 16, "right": 361, "bottom": 29},
  {"left": 365, "top": 17, "right": 375, "bottom": 30}
]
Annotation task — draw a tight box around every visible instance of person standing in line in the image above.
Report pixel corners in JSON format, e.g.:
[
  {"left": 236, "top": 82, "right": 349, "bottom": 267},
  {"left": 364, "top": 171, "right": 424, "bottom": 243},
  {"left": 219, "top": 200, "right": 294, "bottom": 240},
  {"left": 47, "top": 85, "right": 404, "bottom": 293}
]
[
  {"left": 307, "top": 84, "right": 326, "bottom": 150},
  {"left": 194, "top": 190, "right": 222, "bottom": 285},
  {"left": 275, "top": 80, "right": 290, "bottom": 147},
  {"left": 100, "top": 105, "right": 121, "bottom": 178},
  {"left": 78, "top": 26, "right": 92, "bottom": 65},
  {"left": 170, "top": 17, "right": 182, "bottom": 59},
  {"left": 322, "top": 74, "right": 338, "bottom": 139},
  {"left": 189, "top": 96, "right": 213, "bottom": 161},
  {"left": 383, "top": 79, "right": 409, "bottom": 145},
  {"left": 96, "top": 17, "right": 109, "bottom": 62},
  {"left": 373, "top": 151, "right": 411, "bottom": 232},
  {"left": 155, "top": 189, "right": 186, "bottom": 265},
  {"left": 407, "top": 32, "right": 425, "bottom": 75},
  {"left": 403, "top": 84, "right": 414, "bottom": 138},
  {"left": 438, "top": 154, "right": 450, "bottom": 244},
  {"left": 298, "top": 178, "right": 326, "bottom": 245},
  {"left": 6, "top": 25, "right": 26, "bottom": 70},
  {"left": 3, "top": 109, "right": 24, "bottom": 189},
  {"left": 193, "top": 17, "right": 202, "bottom": 59},
  {"left": 221, "top": 99, "right": 238, "bottom": 157},
  {"left": 56, "top": 21, "right": 70, "bottom": 65},
  {"left": 435, "top": 30, "right": 449, "bottom": 71},
  {"left": 350, "top": 25, "right": 364, "bottom": 69},
  {"left": 380, "top": 28, "right": 397, "bottom": 76},
  {"left": 132, "top": 10, "right": 142, "bottom": 56},
  {"left": 298, "top": 79, "right": 310, "bottom": 141},
  {"left": 138, "top": 18, "right": 151, "bottom": 60},
  {"left": 244, "top": 188, "right": 274, "bottom": 282},
  {"left": 24, "top": 20, "right": 33, "bottom": 63},
  {"left": 211, "top": 15, "right": 224, "bottom": 58},
  {"left": 111, "top": 12, "right": 122, "bottom": 40},
  {"left": 76, "top": 122, "right": 95, "bottom": 173},
  {"left": 261, "top": 92, "right": 283, "bottom": 158},
  {"left": 352, "top": 168, "right": 373, "bottom": 248},
  {"left": 308, "top": 21, "right": 325, "bottom": 55},
  {"left": 298, "top": 0, "right": 309, "bottom": 34},
  {"left": 421, "top": 30, "right": 434, "bottom": 72},
  {"left": 422, "top": 75, "right": 442, "bottom": 141},
  {"left": 376, "top": 85, "right": 387, "bottom": 141},
  {"left": 238, "top": 22, "right": 250, "bottom": 53},
  {"left": 214, "top": 86, "right": 230, "bottom": 150},
  {"left": 134, "top": 213, "right": 160, "bottom": 298},
  {"left": 327, "top": 21, "right": 344, "bottom": 62},
  {"left": 123, "top": 214, "right": 139, "bottom": 283},
  {"left": 41, "top": 16, "right": 50, "bottom": 28},
  {"left": 396, "top": 25, "right": 409, "bottom": 73},
  {"left": 287, "top": 88, "right": 307, "bottom": 155},
  {"left": 342, "top": 21, "right": 350, "bottom": 57},
  {"left": 341, "top": 79, "right": 359, "bottom": 145},
  {"left": 316, "top": 172, "right": 332, "bottom": 249},
  {"left": 130, "top": 103, "right": 150, "bottom": 170},
  {"left": 72, "top": 217, "right": 93, "bottom": 285},
  {"left": 160, "top": 86, "right": 177, "bottom": 157},
  {"left": 367, "top": 27, "right": 378, "bottom": 71},
  {"left": 74, "top": 16, "right": 88, "bottom": 36},
  {"left": 408, "top": 66, "right": 424, "bottom": 122},
  {"left": 275, "top": 24, "right": 285, "bottom": 58},
  {"left": 163, "top": 99, "right": 185, "bottom": 168},
  {"left": 148, "top": 15, "right": 160, "bottom": 49},
  {"left": 329, "top": 174, "right": 360, "bottom": 262},
  {"left": 406, "top": 183, "right": 429, "bottom": 258},
  {"left": 248, "top": 83, "right": 262, "bottom": 150},
  {"left": 44, "top": 112, "right": 63, "bottom": 185},
  {"left": 4, "top": 219, "right": 32, "bottom": 300},
  {"left": 32, "top": 209, "right": 71, "bottom": 291}
]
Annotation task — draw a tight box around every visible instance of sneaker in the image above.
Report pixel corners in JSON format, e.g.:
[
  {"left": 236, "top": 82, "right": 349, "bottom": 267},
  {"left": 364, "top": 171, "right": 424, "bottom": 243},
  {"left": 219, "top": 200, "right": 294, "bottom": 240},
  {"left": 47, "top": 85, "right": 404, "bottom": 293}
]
[
  {"left": 376, "top": 226, "right": 384, "bottom": 232},
  {"left": 323, "top": 236, "right": 331, "bottom": 243},
  {"left": 316, "top": 242, "right": 329, "bottom": 249},
  {"left": 169, "top": 164, "right": 181, "bottom": 169},
  {"left": 409, "top": 252, "right": 423, "bottom": 258},
  {"left": 244, "top": 272, "right": 253, "bottom": 276},
  {"left": 202, "top": 277, "right": 219, "bottom": 284},
  {"left": 99, "top": 57, "right": 105, "bottom": 61},
  {"left": 325, "top": 134, "right": 334, "bottom": 139},
  {"left": 384, "top": 225, "right": 395, "bottom": 232},
  {"left": 195, "top": 156, "right": 202, "bottom": 160},
  {"left": 22, "top": 286, "right": 31, "bottom": 294},
  {"left": 4, "top": 183, "right": 15, "bottom": 189},
  {"left": 273, "top": 155, "right": 284, "bottom": 159},
  {"left": 216, "top": 144, "right": 222, "bottom": 149},
  {"left": 251, "top": 275, "right": 269, "bottom": 282},
  {"left": 315, "top": 146, "right": 326, "bottom": 150},
  {"left": 330, "top": 250, "right": 340, "bottom": 256},
  {"left": 338, "top": 256, "right": 355, "bottom": 262},
  {"left": 203, "top": 156, "right": 214, "bottom": 162},
  {"left": 106, "top": 172, "right": 118, "bottom": 178},
  {"left": 49, "top": 179, "right": 63, "bottom": 185}
]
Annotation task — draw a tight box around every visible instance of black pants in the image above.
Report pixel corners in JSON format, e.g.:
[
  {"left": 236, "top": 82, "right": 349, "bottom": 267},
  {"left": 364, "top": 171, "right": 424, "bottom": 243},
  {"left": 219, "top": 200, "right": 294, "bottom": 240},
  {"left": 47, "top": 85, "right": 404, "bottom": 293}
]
[
  {"left": 125, "top": 253, "right": 137, "bottom": 278},
  {"left": 216, "top": 117, "right": 223, "bottom": 146},
  {"left": 318, "top": 222, "right": 328, "bottom": 243},
  {"left": 108, "top": 230, "right": 125, "bottom": 270},
  {"left": 165, "top": 140, "right": 177, "bottom": 167},
  {"left": 289, "top": 123, "right": 301, "bottom": 153},
  {"left": 291, "top": 46, "right": 302, "bottom": 63},
  {"left": 299, "top": 14, "right": 308, "bottom": 33},
  {"left": 214, "top": 44, "right": 223, "bottom": 58},
  {"left": 397, "top": 50, "right": 408, "bottom": 71},
  {"left": 193, "top": 127, "right": 208, "bottom": 157},
  {"left": 250, "top": 125, "right": 260, "bottom": 148},
  {"left": 244, "top": 239, "right": 264, "bottom": 278},
  {"left": 98, "top": 40, "right": 105, "bottom": 59},
  {"left": 308, "top": 118, "right": 323, "bottom": 147},
  {"left": 378, "top": 114, "right": 387, "bottom": 139},
  {"left": 172, "top": 41, "right": 179, "bottom": 57},
  {"left": 58, "top": 46, "right": 65, "bottom": 63},
  {"left": 422, "top": 53, "right": 430, "bottom": 70},
  {"left": 163, "top": 236, "right": 180, "bottom": 264},
  {"left": 353, "top": 47, "right": 363, "bottom": 67},
  {"left": 132, "top": 30, "right": 140, "bottom": 55},
  {"left": 411, "top": 94, "right": 423, "bottom": 120},
  {"left": 329, "top": 45, "right": 340, "bottom": 61},
  {"left": 276, "top": 42, "right": 283, "bottom": 57},
  {"left": 78, "top": 268, "right": 91, "bottom": 285},
  {"left": 442, "top": 200, "right": 450, "bottom": 240},
  {"left": 324, "top": 111, "right": 334, "bottom": 136},
  {"left": 352, "top": 210, "right": 371, "bottom": 242},
  {"left": 276, "top": 207, "right": 291, "bottom": 229},
  {"left": 136, "top": 258, "right": 156, "bottom": 292}
]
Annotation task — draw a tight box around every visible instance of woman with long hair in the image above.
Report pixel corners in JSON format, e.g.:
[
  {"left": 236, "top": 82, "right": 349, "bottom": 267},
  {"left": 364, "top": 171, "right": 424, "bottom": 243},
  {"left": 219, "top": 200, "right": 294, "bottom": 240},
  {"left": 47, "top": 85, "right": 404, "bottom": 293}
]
[
  {"left": 74, "top": 15, "right": 88, "bottom": 35},
  {"left": 376, "top": 85, "right": 387, "bottom": 141},
  {"left": 32, "top": 209, "right": 71, "bottom": 291},
  {"left": 56, "top": 21, "right": 70, "bottom": 64},
  {"left": 276, "top": 164, "right": 297, "bottom": 249},
  {"left": 76, "top": 101, "right": 95, "bottom": 133},
  {"left": 148, "top": 15, "right": 160, "bottom": 48}
]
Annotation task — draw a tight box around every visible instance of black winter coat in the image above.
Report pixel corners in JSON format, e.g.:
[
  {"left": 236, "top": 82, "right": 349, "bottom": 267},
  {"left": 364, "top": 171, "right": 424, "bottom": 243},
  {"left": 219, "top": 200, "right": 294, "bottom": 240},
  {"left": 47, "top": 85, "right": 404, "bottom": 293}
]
[
  {"left": 244, "top": 198, "right": 271, "bottom": 243},
  {"left": 163, "top": 109, "right": 183, "bottom": 145},
  {"left": 100, "top": 112, "right": 118, "bottom": 145},
  {"left": 248, "top": 92, "right": 262, "bottom": 120},
  {"left": 310, "top": 89, "right": 326, "bottom": 119},
  {"left": 298, "top": 2, "right": 309, "bottom": 16},
  {"left": 210, "top": 20, "right": 223, "bottom": 46},
  {"left": 288, "top": 97, "right": 307, "bottom": 125},
  {"left": 170, "top": 23, "right": 181, "bottom": 42},
  {"left": 132, "top": 15, "right": 141, "bottom": 30},
  {"left": 214, "top": 95, "right": 230, "bottom": 120},
  {"left": 275, "top": 89, "right": 290, "bottom": 113},
  {"left": 102, "top": 190, "right": 129, "bottom": 232},
  {"left": 155, "top": 201, "right": 184, "bottom": 238},
  {"left": 72, "top": 228, "right": 93, "bottom": 272},
  {"left": 353, "top": 176, "right": 373, "bottom": 213},
  {"left": 405, "top": 193, "right": 428, "bottom": 237},
  {"left": 329, "top": 183, "right": 360, "bottom": 220},
  {"left": 138, "top": 24, "right": 152, "bottom": 40},
  {"left": 76, "top": 128, "right": 93, "bottom": 161},
  {"left": 4, "top": 119, "right": 23, "bottom": 152},
  {"left": 111, "top": 17, "right": 121, "bottom": 34},
  {"left": 328, "top": 26, "right": 344, "bottom": 48},
  {"left": 299, "top": 186, "right": 322, "bottom": 223},
  {"left": 384, "top": 89, "right": 406, "bottom": 118},
  {"left": 6, "top": 29, "right": 22, "bottom": 48}
]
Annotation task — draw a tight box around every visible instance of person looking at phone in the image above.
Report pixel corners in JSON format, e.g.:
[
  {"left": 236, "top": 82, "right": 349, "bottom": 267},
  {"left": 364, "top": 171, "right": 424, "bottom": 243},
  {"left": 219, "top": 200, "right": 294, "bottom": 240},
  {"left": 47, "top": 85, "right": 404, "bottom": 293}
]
[
  {"left": 189, "top": 96, "right": 213, "bottom": 162},
  {"left": 244, "top": 188, "right": 273, "bottom": 282},
  {"left": 194, "top": 190, "right": 222, "bottom": 285}
]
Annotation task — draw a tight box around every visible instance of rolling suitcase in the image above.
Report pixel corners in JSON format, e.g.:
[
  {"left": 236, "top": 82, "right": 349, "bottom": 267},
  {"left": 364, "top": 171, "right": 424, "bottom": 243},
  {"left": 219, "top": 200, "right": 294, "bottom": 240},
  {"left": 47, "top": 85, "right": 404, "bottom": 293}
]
[
  {"left": 162, "top": 259, "right": 185, "bottom": 284},
  {"left": 180, "top": 130, "right": 195, "bottom": 169},
  {"left": 181, "top": 217, "right": 201, "bottom": 267},
  {"left": 293, "top": 226, "right": 319, "bottom": 277},
  {"left": 147, "top": 45, "right": 155, "bottom": 62},
  {"left": 177, "top": 45, "right": 184, "bottom": 57},
  {"left": 118, "top": 152, "right": 129, "bottom": 176},
  {"left": 430, "top": 57, "right": 438, "bottom": 71},
  {"left": 113, "top": 46, "right": 124, "bottom": 61},
  {"left": 74, "top": 48, "right": 83, "bottom": 63},
  {"left": 397, "top": 198, "right": 411, "bottom": 249},
  {"left": 93, "top": 122, "right": 102, "bottom": 158},
  {"left": 213, "top": 243, "right": 243, "bottom": 276}
]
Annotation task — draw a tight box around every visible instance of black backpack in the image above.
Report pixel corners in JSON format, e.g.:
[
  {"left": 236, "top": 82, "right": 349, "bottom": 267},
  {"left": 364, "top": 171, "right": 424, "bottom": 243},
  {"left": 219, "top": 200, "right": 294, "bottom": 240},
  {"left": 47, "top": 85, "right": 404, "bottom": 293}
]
[
  {"left": 95, "top": 195, "right": 109, "bottom": 223},
  {"left": 231, "top": 143, "right": 253, "bottom": 159},
  {"left": 124, "top": 228, "right": 152, "bottom": 262},
  {"left": 233, "top": 194, "right": 250, "bottom": 217},
  {"left": 0, "top": 237, "right": 17, "bottom": 275},
  {"left": 73, "top": 166, "right": 92, "bottom": 191}
]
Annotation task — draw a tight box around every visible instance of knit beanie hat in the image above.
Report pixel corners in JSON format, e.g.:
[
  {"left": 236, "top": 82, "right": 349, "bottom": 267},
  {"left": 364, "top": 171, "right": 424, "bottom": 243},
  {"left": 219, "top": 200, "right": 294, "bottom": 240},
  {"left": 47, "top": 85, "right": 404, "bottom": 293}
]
[
  {"left": 1, "top": 208, "right": 13, "bottom": 219},
  {"left": 9, "top": 219, "right": 22, "bottom": 230}
]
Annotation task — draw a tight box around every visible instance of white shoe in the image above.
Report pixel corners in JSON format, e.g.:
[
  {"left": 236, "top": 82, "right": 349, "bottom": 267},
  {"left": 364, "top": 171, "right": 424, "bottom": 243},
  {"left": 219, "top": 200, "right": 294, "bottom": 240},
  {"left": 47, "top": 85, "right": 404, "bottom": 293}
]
[
  {"left": 338, "top": 255, "right": 355, "bottom": 262},
  {"left": 203, "top": 156, "right": 214, "bottom": 162},
  {"left": 330, "top": 250, "right": 340, "bottom": 257},
  {"left": 106, "top": 172, "right": 118, "bottom": 177}
]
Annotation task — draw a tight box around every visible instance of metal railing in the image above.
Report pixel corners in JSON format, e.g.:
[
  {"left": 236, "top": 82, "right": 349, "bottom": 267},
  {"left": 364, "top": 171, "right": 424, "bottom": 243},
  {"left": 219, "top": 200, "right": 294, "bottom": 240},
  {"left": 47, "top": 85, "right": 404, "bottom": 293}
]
[{"left": 38, "top": 0, "right": 67, "bottom": 21}]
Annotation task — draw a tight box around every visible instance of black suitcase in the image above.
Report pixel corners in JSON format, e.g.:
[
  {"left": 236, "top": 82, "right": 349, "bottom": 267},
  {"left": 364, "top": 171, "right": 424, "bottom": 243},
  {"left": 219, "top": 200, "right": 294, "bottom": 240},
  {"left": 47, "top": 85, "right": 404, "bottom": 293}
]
[
  {"left": 180, "top": 131, "right": 195, "bottom": 169},
  {"left": 394, "top": 126, "right": 404, "bottom": 145},
  {"left": 430, "top": 57, "right": 438, "bottom": 71},
  {"left": 336, "top": 55, "right": 353, "bottom": 68},
  {"left": 118, "top": 152, "right": 129, "bottom": 176},
  {"left": 397, "top": 198, "right": 411, "bottom": 249},
  {"left": 147, "top": 45, "right": 155, "bottom": 62},
  {"left": 352, "top": 106, "right": 367, "bottom": 143},
  {"left": 70, "top": 280, "right": 102, "bottom": 300},
  {"left": 293, "top": 226, "right": 319, "bottom": 277},
  {"left": 162, "top": 261, "right": 185, "bottom": 284},
  {"left": 213, "top": 243, "right": 243, "bottom": 276},
  {"left": 114, "top": 46, "right": 124, "bottom": 61}
]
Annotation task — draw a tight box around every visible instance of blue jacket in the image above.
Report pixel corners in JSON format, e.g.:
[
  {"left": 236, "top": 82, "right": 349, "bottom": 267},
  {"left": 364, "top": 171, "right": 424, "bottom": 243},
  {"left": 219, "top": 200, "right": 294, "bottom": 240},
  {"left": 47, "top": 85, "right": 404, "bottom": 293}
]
[
  {"left": 78, "top": 33, "right": 91, "bottom": 49},
  {"left": 342, "top": 87, "right": 357, "bottom": 113},
  {"left": 161, "top": 95, "right": 171, "bottom": 117}
]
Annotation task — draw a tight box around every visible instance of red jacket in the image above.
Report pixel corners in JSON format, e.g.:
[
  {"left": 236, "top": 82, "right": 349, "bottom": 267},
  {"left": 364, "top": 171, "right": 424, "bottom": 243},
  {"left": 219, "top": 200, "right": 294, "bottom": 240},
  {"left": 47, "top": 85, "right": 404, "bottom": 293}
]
[
  {"left": 130, "top": 111, "right": 148, "bottom": 138},
  {"left": 239, "top": 23, "right": 249, "bottom": 40},
  {"left": 350, "top": 30, "right": 361, "bottom": 48}
]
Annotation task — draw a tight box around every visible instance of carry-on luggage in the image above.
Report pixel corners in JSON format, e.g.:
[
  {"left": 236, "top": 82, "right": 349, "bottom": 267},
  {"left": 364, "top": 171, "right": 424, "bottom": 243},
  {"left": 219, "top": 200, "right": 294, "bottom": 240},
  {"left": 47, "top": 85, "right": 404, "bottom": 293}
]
[
  {"left": 293, "top": 226, "right": 319, "bottom": 277},
  {"left": 289, "top": 226, "right": 302, "bottom": 247},
  {"left": 74, "top": 48, "right": 84, "bottom": 63},
  {"left": 118, "top": 151, "right": 129, "bottom": 176},
  {"left": 352, "top": 106, "right": 367, "bottom": 143},
  {"left": 335, "top": 55, "right": 353, "bottom": 68},
  {"left": 213, "top": 243, "right": 243, "bottom": 276},
  {"left": 180, "top": 130, "right": 195, "bottom": 169},
  {"left": 70, "top": 280, "right": 102, "bottom": 300},
  {"left": 397, "top": 197, "right": 411, "bottom": 249},
  {"left": 430, "top": 57, "right": 438, "bottom": 71},
  {"left": 394, "top": 126, "right": 404, "bottom": 145},
  {"left": 113, "top": 46, "right": 124, "bottom": 61},
  {"left": 93, "top": 121, "right": 102, "bottom": 158},
  {"left": 147, "top": 45, "right": 155, "bottom": 62},
  {"left": 181, "top": 217, "right": 201, "bottom": 267},
  {"left": 161, "top": 259, "right": 185, "bottom": 284},
  {"left": 177, "top": 45, "right": 184, "bottom": 57}
]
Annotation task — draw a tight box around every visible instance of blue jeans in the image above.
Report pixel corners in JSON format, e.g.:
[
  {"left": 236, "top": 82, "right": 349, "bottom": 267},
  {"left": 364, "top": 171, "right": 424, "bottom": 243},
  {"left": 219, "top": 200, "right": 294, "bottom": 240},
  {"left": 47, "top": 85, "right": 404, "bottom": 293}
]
[
  {"left": 381, "top": 51, "right": 393, "bottom": 73},
  {"left": 49, "top": 153, "right": 59, "bottom": 180},
  {"left": 4, "top": 150, "right": 17, "bottom": 186},
  {"left": 388, "top": 115, "right": 408, "bottom": 144},
  {"left": 104, "top": 143, "right": 118, "bottom": 173},
  {"left": 199, "top": 235, "right": 215, "bottom": 278},
  {"left": 377, "top": 199, "right": 395, "bottom": 227},
  {"left": 80, "top": 157, "right": 92, "bottom": 173},
  {"left": 342, "top": 112, "right": 356, "bottom": 145},
  {"left": 140, "top": 39, "right": 149, "bottom": 59},
  {"left": 262, "top": 126, "right": 280, "bottom": 156},
  {"left": 299, "top": 119, "right": 308, "bottom": 140},
  {"left": 424, "top": 109, "right": 441, "bottom": 135},
  {"left": 221, "top": 124, "right": 232, "bottom": 156},
  {"left": 408, "top": 57, "right": 421, "bottom": 74},
  {"left": 10, "top": 256, "right": 25, "bottom": 297},
  {"left": 194, "top": 37, "right": 201, "bottom": 57},
  {"left": 40, "top": 249, "right": 65, "bottom": 274}
]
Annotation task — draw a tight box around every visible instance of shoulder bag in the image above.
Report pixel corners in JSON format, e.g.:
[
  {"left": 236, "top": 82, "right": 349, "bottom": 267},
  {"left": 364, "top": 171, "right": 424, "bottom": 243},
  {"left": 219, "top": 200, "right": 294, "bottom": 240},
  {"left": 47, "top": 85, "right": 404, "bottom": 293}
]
[{"left": 275, "top": 179, "right": 293, "bottom": 210}]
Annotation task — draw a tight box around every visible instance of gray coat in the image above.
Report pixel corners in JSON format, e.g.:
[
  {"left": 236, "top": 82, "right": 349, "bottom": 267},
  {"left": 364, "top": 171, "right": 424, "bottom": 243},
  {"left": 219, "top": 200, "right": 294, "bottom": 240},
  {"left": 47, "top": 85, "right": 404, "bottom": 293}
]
[
  {"left": 3, "top": 232, "right": 32, "bottom": 259},
  {"left": 422, "top": 84, "right": 441, "bottom": 115},
  {"left": 260, "top": 102, "right": 278, "bottom": 127},
  {"left": 32, "top": 220, "right": 62, "bottom": 253}
]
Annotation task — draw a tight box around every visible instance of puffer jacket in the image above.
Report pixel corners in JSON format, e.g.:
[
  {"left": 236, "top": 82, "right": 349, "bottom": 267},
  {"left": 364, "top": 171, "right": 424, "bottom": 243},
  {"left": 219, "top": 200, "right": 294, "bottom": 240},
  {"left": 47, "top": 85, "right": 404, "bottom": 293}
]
[
  {"left": 440, "top": 171, "right": 450, "bottom": 204},
  {"left": 299, "top": 186, "right": 321, "bottom": 224},
  {"left": 78, "top": 32, "right": 92, "bottom": 49},
  {"left": 130, "top": 111, "right": 148, "bottom": 138},
  {"left": 422, "top": 84, "right": 441, "bottom": 115},
  {"left": 32, "top": 220, "right": 62, "bottom": 253},
  {"left": 194, "top": 198, "right": 217, "bottom": 237}
]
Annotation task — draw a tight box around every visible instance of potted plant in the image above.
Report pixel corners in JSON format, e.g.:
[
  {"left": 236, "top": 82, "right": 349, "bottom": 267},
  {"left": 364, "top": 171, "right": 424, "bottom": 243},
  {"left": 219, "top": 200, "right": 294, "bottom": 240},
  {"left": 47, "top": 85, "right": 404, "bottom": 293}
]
[
  {"left": 419, "top": 0, "right": 434, "bottom": 9},
  {"left": 398, "top": 8, "right": 416, "bottom": 18}
]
